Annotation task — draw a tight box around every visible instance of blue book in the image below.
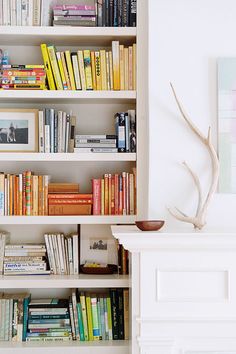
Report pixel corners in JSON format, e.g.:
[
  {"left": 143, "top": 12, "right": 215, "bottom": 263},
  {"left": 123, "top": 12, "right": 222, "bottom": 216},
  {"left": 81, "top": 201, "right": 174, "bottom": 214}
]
[
  {"left": 76, "top": 303, "right": 85, "bottom": 341},
  {"left": 22, "top": 294, "right": 31, "bottom": 342}
]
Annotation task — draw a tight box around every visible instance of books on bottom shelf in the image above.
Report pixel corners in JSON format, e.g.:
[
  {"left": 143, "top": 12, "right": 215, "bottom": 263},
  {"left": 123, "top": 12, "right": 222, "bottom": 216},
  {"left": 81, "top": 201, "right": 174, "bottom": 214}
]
[{"left": 0, "top": 288, "right": 129, "bottom": 342}]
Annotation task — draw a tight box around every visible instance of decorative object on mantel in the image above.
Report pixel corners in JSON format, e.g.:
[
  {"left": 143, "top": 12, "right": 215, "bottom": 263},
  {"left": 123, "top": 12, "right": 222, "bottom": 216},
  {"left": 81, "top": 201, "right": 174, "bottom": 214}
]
[
  {"left": 135, "top": 220, "right": 165, "bottom": 231},
  {"left": 167, "top": 83, "right": 220, "bottom": 230}
]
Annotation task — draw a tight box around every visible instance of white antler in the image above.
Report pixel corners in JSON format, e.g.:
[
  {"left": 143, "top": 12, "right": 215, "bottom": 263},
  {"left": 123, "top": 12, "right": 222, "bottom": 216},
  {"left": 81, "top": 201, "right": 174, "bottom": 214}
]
[{"left": 168, "top": 83, "right": 220, "bottom": 230}]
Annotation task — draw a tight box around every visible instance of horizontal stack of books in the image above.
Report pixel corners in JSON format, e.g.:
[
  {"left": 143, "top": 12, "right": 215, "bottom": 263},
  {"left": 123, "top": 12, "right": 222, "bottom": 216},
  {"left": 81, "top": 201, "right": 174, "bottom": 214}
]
[
  {"left": 0, "top": 171, "right": 49, "bottom": 216},
  {"left": 3, "top": 244, "right": 49, "bottom": 276},
  {"left": 53, "top": 4, "right": 96, "bottom": 27},
  {"left": 44, "top": 233, "right": 79, "bottom": 275},
  {"left": 48, "top": 183, "right": 92, "bottom": 216},
  {"left": 0, "top": 288, "right": 129, "bottom": 342},
  {"left": 115, "top": 109, "right": 136, "bottom": 152},
  {"left": 1, "top": 65, "right": 46, "bottom": 90},
  {"left": 74, "top": 135, "right": 117, "bottom": 153},
  {"left": 92, "top": 169, "right": 136, "bottom": 215},
  {"left": 40, "top": 41, "right": 136, "bottom": 91},
  {"left": 27, "top": 298, "right": 72, "bottom": 342},
  {"left": 38, "top": 109, "right": 76, "bottom": 153}
]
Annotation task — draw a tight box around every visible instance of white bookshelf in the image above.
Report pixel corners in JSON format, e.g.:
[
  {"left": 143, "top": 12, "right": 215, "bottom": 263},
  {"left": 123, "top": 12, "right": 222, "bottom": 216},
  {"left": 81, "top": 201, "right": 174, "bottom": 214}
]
[{"left": 0, "top": 1, "right": 148, "bottom": 353}]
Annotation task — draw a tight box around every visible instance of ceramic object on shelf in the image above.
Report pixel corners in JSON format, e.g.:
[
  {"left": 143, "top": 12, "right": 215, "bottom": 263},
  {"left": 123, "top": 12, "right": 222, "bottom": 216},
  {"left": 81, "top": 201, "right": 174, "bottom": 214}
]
[{"left": 135, "top": 220, "right": 165, "bottom": 231}]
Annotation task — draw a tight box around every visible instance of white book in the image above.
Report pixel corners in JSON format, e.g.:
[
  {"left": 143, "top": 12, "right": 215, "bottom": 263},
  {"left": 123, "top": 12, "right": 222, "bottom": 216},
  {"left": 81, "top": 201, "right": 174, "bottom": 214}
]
[
  {"left": 48, "top": 234, "right": 56, "bottom": 274},
  {"left": 16, "top": 0, "right": 21, "bottom": 25},
  {"left": 21, "top": 0, "right": 28, "bottom": 26},
  {"left": 3, "top": 0, "right": 11, "bottom": 25},
  {"left": 44, "top": 125, "right": 50, "bottom": 153},
  {"left": 62, "top": 111, "right": 67, "bottom": 153},
  {"left": 0, "top": 233, "right": 10, "bottom": 274},
  {"left": 67, "top": 237, "right": 73, "bottom": 275},
  {"left": 38, "top": 110, "right": 44, "bottom": 153},
  {"left": 61, "top": 234, "right": 67, "bottom": 275},
  {"left": 44, "top": 234, "right": 53, "bottom": 273},
  {"left": 28, "top": 0, "right": 33, "bottom": 25},
  {"left": 64, "top": 238, "right": 69, "bottom": 275},
  {"left": 41, "top": 0, "right": 57, "bottom": 26},
  {"left": 72, "top": 55, "right": 82, "bottom": 90},
  {"left": 33, "top": 0, "right": 41, "bottom": 25},
  {"left": 10, "top": 0, "right": 17, "bottom": 25},
  {"left": 65, "top": 115, "right": 70, "bottom": 153},
  {"left": 52, "top": 234, "right": 60, "bottom": 275},
  {"left": 0, "top": 0, "right": 3, "bottom": 25},
  {"left": 72, "top": 234, "right": 78, "bottom": 275},
  {"left": 57, "top": 233, "right": 65, "bottom": 275},
  {"left": 57, "top": 111, "right": 63, "bottom": 153}
]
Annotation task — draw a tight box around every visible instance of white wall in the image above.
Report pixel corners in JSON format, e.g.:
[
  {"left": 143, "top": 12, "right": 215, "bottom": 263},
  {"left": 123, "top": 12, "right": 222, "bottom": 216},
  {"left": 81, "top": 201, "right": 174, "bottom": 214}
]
[{"left": 148, "top": 0, "right": 236, "bottom": 228}]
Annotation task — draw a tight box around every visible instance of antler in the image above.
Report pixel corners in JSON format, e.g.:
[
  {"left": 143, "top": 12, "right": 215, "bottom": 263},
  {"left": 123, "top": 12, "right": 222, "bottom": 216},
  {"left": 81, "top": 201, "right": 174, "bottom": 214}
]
[{"left": 168, "top": 83, "right": 220, "bottom": 229}]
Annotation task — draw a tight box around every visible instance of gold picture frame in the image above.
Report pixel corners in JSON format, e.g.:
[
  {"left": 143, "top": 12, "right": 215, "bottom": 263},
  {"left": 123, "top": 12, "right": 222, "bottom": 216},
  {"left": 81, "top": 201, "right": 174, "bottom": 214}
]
[{"left": 0, "top": 109, "right": 38, "bottom": 152}]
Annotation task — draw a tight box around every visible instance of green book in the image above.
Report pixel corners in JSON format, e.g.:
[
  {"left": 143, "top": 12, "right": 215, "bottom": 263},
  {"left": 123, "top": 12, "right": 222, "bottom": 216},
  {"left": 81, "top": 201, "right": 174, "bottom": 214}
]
[
  {"left": 79, "top": 293, "right": 89, "bottom": 341},
  {"left": 85, "top": 294, "right": 93, "bottom": 341},
  {"left": 97, "top": 298, "right": 102, "bottom": 340},
  {"left": 76, "top": 303, "right": 85, "bottom": 341},
  {"left": 107, "top": 294, "right": 114, "bottom": 340},
  {"left": 91, "top": 296, "right": 100, "bottom": 340}
]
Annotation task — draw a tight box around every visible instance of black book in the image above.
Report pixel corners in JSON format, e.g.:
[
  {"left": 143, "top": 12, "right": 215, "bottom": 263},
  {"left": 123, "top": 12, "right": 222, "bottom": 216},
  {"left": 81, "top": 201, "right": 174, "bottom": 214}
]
[
  {"left": 54, "top": 112, "right": 58, "bottom": 153},
  {"left": 97, "top": 0, "right": 103, "bottom": 26},
  {"left": 122, "top": 0, "right": 130, "bottom": 27},
  {"left": 109, "top": 289, "right": 119, "bottom": 340},
  {"left": 129, "top": 110, "right": 136, "bottom": 153},
  {"left": 129, "top": 0, "right": 136, "bottom": 27},
  {"left": 113, "top": 0, "right": 118, "bottom": 26},
  {"left": 105, "top": 0, "right": 110, "bottom": 26},
  {"left": 118, "top": 0, "right": 123, "bottom": 26},
  {"left": 117, "top": 289, "right": 124, "bottom": 339},
  {"left": 102, "top": 0, "right": 106, "bottom": 26},
  {"left": 28, "top": 299, "right": 69, "bottom": 309},
  {"left": 109, "top": 0, "right": 114, "bottom": 26}
]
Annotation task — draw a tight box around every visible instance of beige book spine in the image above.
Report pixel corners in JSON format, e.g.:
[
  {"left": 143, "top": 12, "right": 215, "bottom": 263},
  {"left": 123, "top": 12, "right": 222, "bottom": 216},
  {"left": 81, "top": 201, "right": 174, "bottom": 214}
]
[
  {"left": 100, "top": 50, "right": 107, "bottom": 90},
  {"left": 109, "top": 51, "right": 113, "bottom": 90},
  {"left": 61, "top": 52, "right": 71, "bottom": 90},
  {"left": 33, "top": 175, "right": 38, "bottom": 216},
  {"left": 106, "top": 51, "right": 111, "bottom": 90},
  {"left": 132, "top": 43, "right": 136, "bottom": 90},
  {"left": 112, "top": 41, "right": 120, "bottom": 90},
  {"left": 119, "top": 45, "right": 125, "bottom": 90},
  {"left": 78, "top": 50, "right": 87, "bottom": 90},
  {"left": 124, "top": 47, "right": 129, "bottom": 90},
  {"left": 128, "top": 46, "right": 133, "bottom": 90},
  {"left": 90, "top": 51, "right": 97, "bottom": 90},
  {"left": 95, "top": 51, "right": 102, "bottom": 90}
]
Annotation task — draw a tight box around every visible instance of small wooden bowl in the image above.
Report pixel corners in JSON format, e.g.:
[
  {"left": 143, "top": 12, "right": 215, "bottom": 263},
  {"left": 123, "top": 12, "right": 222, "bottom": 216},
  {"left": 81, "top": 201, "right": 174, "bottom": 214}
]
[
  {"left": 80, "top": 264, "right": 118, "bottom": 275},
  {"left": 135, "top": 220, "right": 165, "bottom": 231}
]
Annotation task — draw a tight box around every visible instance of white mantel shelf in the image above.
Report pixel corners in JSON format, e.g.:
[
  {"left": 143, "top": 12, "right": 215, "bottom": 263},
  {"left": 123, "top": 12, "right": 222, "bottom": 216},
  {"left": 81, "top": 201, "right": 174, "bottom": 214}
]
[{"left": 111, "top": 225, "right": 236, "bottom": 251}]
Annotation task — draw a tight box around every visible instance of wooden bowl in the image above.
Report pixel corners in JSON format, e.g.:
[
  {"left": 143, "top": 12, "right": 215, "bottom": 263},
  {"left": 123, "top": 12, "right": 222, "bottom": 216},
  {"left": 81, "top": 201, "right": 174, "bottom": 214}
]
[
  {"left": 135, "top": 220, "right": 165, "bottom": 231},
  {"left": 80, "top": 264, "right": 118, "bottom": 275}
]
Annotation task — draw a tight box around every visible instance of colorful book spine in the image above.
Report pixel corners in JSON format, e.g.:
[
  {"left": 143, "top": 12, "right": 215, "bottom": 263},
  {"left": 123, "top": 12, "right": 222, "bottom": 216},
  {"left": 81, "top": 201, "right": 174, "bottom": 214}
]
[
  {"left": 40, "top": 44, "right": 56, "bottom": 90},
  {"left": 86, "top": 295, "right": 93, "bottom": 341},
  {"left": 47, "top": 45, "right": 63, "bottom": 90},
  {"left": 83, "top": 50, "right": 93, "bottom": 90},
  {"left": 65, "top": 51, "right": 76, "bottom": 90},
  {"left": 90, "top": 296, "right": 100, "bottom": 340}
]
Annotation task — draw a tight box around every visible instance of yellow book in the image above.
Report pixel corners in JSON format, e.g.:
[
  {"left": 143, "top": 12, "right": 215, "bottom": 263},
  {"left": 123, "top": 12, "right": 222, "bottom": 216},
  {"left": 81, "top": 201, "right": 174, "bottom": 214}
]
[
  {"left": 79, "top": 293, "right": 89, "bottom": 341},
  {"left": 78, "top": 50, "right": 86, "bottom": 90},
  {"left": 19, "top": 174, "right": 23, "bottom": 216},
  {"left": 32, "top": 175, "right": 38, "bottom": 216},
  {"left": 40, "top": 43, "right": 56, "bottom": 90},
  {"left": 61, "top": 52, "right": 71, "bottom": 90},
  {"left": 124, "top": 47, "right": 129, "bottom": 90},
  {"left": 119, "top": 45, "right": 125, "bottom": 90},
  {"left": 132, "top": 43, "right": 136, "bottom": 90},
  {"left": 109, "top": 51, "right": 113, "bottom": 90},
  {"left": 56, "top": 52, "right": 67, "bottom": 90},
  {"left": 83, "top": 50, "right": 93, "bottom": 90},
  {"left": 86, "top": 295, "right": 94, "bottom": 341},
  {"left": 101, "top": 178, "right": 105, "bottom": 215},
  {"left": 90, "top": 51, "right": 97, "bottom": 90},
  {"left": 112, "top": 41, "right": 120, "bottom": 90},
  {"left": 106, "top": 51, "right": 110, "bottom": 90},
  {"left": 128, "top": 46, "right": 133, "bottom": 90},
  {"left": 94, "top": 51, "right": 102, "bottom": 90},
  {"left": 65, "top": 50, "right": 76, "bottom": 90},
  {"left": 100, "top": 49, "right": 107, "bottom": 90},
  {"left": 123, "top": 289, "right": 129, "bottom": 340},
  {"left": 47, "top": 45, "right": 63, "bottom": 90}
]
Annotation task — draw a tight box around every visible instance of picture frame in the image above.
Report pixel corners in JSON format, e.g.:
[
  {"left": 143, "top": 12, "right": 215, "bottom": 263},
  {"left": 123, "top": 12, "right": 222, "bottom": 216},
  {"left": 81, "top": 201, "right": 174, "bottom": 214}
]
[{"left": 0, "top": 109, "right": 38, "bottom": 152}]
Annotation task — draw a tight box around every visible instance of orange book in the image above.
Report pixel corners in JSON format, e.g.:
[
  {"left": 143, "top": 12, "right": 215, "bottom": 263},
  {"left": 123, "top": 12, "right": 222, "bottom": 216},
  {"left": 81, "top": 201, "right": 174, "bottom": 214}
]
[
  {"left": 18, "top": 174, "right": 23, "bottom": 216},
  {"left": 122, "top": 172, "right": 127, "bottom": 215},
  {"left": 132, "top": 43, "right": 136, "bottom": 90},
  {"left": 108, "top": 174, "right": 112, "bottom": 215},
  {"left": 43, "top": 175, "right": 49, "bottom": 215},
  {"left": 9, "top": 175, "right": 13, "bottom": 216},
  {"left": 119, "top": 45, "right": 125, "bottom": 90},
  {"left": 129, "top": 174, "right": 135, "bottom": 215},
  {"left": 119, "top": 174, "right": 123, "bottom": 215},
  {"left": 38, "top": 175, "right": 43, "bottom": 216},
  {"left": 13, "top": 175, "right": 17, "bottom": 216},
  {"left": 132, "top": 167, "right": 137, "bottom": 214},
  {"left": 126, "top": 173, "right": 129, "bottom": 215},
  {"left": 128, "top": 46, "right": 133, "bottom": 90},
  {"left": 22, "top": 172, "right": 26, "bottom": 215},
  {"left": 90, "top": 51, "right": 97, "bottom": 90},
  {"left": 114, "top": 174, "right": 119, "bottom": 215},
  {"left": 104, "top": 174, "right": 109, "bottom": 215},
  {"left": 101, "top": 178, "right": 105, "bottom": 215},
  {"left": 25, "top": 171, "right": 31, "bottom": 216},
  {"left": 111, "top": 176, "right": 115, "bottom": 215},
  {"left": 30, "top": 175, "right": 33, "bottom": 216},
  {"left": 32, "top": 175, "right": 38, "bottom": 216},
  {"left": 16, "top": 176, "right": 19, "bottom": 215}
]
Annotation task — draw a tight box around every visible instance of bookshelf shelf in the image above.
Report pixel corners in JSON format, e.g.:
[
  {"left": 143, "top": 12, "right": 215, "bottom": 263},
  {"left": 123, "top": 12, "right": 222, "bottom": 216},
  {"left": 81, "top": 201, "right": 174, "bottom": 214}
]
[
  {"left": 0, "top": 215, "right": 136, "bottom": 225},
  {"left": 0, "top": 274, "right": 130, "bottom": 289},
  {"left": 0, "top": 90, "right": 136, "bottom": 103},
  {"left": 0, "top": 340, "right": 130, "bottom": 353},
  {"left": 0, "top": 153, "right": 137, "bottom": 162},
  {"left": 0, "top": 26, "right": 136, "bottom": 46}
]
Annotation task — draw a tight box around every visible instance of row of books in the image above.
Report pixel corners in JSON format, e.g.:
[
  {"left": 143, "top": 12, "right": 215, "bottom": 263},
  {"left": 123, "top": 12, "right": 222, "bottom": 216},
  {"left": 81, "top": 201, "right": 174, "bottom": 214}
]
[
  {"left": 0, "top": 171, "right": 49, "bottom": 216},
  {"left": 0, "top": 289, "right": 129, "bottom": 342},
  {"left": 1, "top": 64, "right": 47, "bottom": 90},
  {"left": 44, "top": 233, "right": 79, "bottom": 275},
  {"left": 92, "top": 170, "right": 136, "bottom": 215},
  {"left": 0, "top": 0, "right": 136, "bottom": 27},
  {"left": 38, "top": 109, "right": 75, "bottom": 153},
  {"left": 3, "top": 243, "right": 49, "bottom": 276},
  {"left": 41, "top": 41, "right": 136, "bottom": 91}
]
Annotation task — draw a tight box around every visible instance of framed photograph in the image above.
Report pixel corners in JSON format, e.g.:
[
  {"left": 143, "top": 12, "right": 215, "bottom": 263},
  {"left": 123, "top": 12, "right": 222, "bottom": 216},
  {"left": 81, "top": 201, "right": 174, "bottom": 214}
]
[{"left": 0, "top": 109, "right": 38, "bottom": 152}]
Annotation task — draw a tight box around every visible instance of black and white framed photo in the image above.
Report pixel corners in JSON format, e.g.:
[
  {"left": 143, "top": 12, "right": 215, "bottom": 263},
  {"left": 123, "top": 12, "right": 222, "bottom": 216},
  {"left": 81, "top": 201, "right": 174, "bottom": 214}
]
[{"left": 0, "top": 109, "right": 38, "bottom": 152}]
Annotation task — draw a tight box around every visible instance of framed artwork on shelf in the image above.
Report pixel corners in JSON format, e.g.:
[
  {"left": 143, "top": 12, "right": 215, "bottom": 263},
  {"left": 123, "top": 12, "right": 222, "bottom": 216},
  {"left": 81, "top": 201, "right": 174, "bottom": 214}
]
[
  {"left": 218, "top": 58, "right": 236, "bottom": 193},
  {"left": 0, "top": 109, "right": 38, "bottom": 152}
]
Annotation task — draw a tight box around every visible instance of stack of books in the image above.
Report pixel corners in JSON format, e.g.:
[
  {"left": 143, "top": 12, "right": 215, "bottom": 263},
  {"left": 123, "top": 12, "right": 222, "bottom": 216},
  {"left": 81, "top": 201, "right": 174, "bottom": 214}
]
[
  {"left": 48, "top": 183, "right": 92, "bottom": 216},
  {"left": 38, "top": 109, "right": 76, "bottom": 153},
  {"left": 0, "top": 171, "right": 49, "bottom": 216},
  {"left": 115, "top": 110, "right": 136, "bottom": 152},
  {"left": 27, "top": 298, "right": 72, "bottom": 342},
  {"left": 1, "top": 64, "right": 46, "bottom": 90},
  {"left": 3, "top": 244, "right": 49, "bottom": 276},
  {"left": 0, "top": 292, "right": 30, "bottom": 342},
  {"left": 92, "top": 170, "right": 136, "bottom": 215},
  {"left": 52, "top": 4, "right": 96, "bottom": 27},
  {"left": 44, "top": 233, "right": 79, "bottom": 275},
  {"left": 69, "top": 288, "right": 129, "bottom": 341},
  {"left": 74, "top": 135, "right": 117, "bottom": 153},
  {"left": 40, "top": 41, "right": 136, "bottom": 91}
]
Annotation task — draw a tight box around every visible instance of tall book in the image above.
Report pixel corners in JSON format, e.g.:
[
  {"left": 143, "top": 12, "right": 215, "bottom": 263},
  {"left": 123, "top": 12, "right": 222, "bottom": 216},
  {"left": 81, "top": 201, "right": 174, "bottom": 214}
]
[
  {"left": 47, "top": 45, "right": 63, "bottom": 90},
  {"left": 71, "top": 53, "right": 82, "bottom": 90},
  {"left": 41, "top": 44, "right": 56, "bottom": 90},
  {"left": 56, "top": 52, "right": 67, "bottom": 90},
  {"left": 100, "top": 50, "right": 107, "bottom": 90},
  {"left": 112, "top": 41, "right": 120, "bottom": 90},
  {"left": 83, "top": 50, "right": 93, "bottom": 90},
  {"left": 90, "top": 51, "right": 97, "bottom": 90},
  {"left": 65, "top": 51, "right": 76, "bottom": 90},
  {"left": 95, "top": 51, "right": 102, "bottom": 90},
  {"left": 78, "top": 51, "right": 87, "bottom": 90}
]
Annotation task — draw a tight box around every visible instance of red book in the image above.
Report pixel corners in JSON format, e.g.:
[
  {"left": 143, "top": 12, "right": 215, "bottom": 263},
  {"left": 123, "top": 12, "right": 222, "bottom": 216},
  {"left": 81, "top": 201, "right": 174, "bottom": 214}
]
[
  {"left": 92, "top": 179, "right": 101, "bottom": 215},
  {"left": 22, "top": 172, "right": 26, "bottom": 216},
  {"left": 114, "top": 174, "right": 119, "bottom": 215},
  {"left": 104, "top": 174, "right": 109, "bottom": 215},
  {"left": 111, "top": 176, "right": 115, "bottom": 215},
  {"left": 126, "top": 173, "right": 130, "bottom": 215},
  {"left": 122, "top": 172, "right": 126, "bottom": 215},
  {"left": 49, "top": 199, "right": 93, "bottom": 204},
  {"left": 119, "top": 175, "right": 123, "bottom": 215},
  {"left": 48, "top": 194, "right": 92, "bottom": 199},
  {"left": 108, "top": 174, "right": 112, "bottom": 215}
]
